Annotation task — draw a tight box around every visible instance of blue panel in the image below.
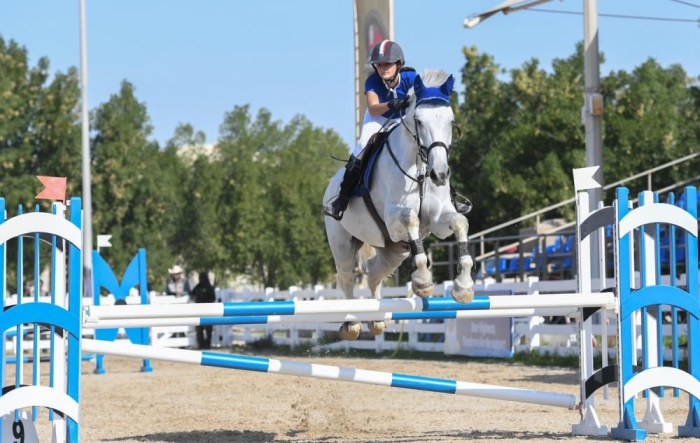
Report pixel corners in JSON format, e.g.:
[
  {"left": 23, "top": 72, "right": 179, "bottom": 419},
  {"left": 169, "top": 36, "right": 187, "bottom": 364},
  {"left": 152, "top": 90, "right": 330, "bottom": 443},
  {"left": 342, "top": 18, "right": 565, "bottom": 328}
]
[
  {"left": 121, "top": 252, "right": 142, "bottom": 291},
  {"left": 222, "top": 301, "right": 295, "bottom": 316},
  {"left": 200, "top": 316, "right": 269, "bottom": 325},
  {"left": 391, "top": 373, "right": 457, "bottom": 394},
  {"left": 201, "top": 352, "right": 270, "bottom": 372},
  {"left": 422, "top": 296, "right": 490, "bottom": 311}
]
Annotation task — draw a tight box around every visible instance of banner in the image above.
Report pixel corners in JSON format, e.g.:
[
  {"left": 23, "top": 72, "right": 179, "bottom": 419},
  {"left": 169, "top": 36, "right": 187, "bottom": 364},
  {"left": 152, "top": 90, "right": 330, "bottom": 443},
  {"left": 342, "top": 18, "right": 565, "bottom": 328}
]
[
  {"left": 354, "top": 0, "right": 393, "bottom": 144},
  {"left": 444, "top": 290, "right": 515, "bottom": 358}
]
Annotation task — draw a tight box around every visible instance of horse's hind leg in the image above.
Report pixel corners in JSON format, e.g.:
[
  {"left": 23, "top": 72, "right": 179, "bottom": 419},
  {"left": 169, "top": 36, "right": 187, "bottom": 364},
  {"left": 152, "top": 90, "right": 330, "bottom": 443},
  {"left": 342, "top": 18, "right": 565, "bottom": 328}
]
[
  {"left": 364, "top": 245, "right": 410, "bottom": 335},
  {"left": 326, "top": 220, "right": 364, "bottom": 340}
]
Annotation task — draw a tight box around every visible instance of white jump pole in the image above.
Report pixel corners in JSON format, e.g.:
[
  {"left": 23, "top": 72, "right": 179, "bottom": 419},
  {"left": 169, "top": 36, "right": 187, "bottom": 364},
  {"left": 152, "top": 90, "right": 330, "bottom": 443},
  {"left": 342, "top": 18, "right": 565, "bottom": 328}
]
[
  {"left": 84, "top": 307, "right": 581, "bottom": 329},
  {"left": 85, "top": 293, "right": 616, "bottom": 321},
  {"left": 82, "top": 338, "right": 577, "bottom": 409}
]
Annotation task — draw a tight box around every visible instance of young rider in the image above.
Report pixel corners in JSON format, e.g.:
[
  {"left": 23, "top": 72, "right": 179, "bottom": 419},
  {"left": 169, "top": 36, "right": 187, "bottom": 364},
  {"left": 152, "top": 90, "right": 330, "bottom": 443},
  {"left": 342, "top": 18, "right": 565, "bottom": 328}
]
[
  {"left": 323, "top": 40, "right": 471, "bottom": 221},
  {"left": 323, "top": 40, "right": 414, "bottom": 220}
]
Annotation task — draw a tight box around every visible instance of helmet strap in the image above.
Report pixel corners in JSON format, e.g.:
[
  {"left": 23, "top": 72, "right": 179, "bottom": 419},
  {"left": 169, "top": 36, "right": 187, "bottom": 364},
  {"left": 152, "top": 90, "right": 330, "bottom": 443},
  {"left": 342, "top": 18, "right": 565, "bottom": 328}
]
[{"left": 385, "top": 62, "right": 401, "bottom": 86}]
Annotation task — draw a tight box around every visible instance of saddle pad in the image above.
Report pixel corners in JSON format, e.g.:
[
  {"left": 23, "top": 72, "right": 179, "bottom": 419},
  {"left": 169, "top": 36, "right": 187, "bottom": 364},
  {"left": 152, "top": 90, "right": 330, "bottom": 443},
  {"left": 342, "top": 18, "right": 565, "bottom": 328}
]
[
  {"left": 352, "top": 143, "right": 384, "bottom": 197},
  {"left": 351, "top": 123, "right": 398, "bottom": 197}
]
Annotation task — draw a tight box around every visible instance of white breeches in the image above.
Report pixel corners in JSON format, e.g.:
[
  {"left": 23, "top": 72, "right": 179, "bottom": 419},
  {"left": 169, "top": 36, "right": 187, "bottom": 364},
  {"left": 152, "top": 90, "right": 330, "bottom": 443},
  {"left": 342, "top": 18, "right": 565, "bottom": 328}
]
[{"left": 353, "top": 111, "right": 397, "bottom": 157}]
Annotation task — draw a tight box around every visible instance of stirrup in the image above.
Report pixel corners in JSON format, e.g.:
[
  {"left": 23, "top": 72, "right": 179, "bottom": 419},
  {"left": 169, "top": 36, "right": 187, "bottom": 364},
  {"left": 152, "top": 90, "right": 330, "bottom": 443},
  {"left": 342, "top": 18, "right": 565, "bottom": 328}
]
[{"left": 452, "top": 192, "right": 473, "bottom": 215}]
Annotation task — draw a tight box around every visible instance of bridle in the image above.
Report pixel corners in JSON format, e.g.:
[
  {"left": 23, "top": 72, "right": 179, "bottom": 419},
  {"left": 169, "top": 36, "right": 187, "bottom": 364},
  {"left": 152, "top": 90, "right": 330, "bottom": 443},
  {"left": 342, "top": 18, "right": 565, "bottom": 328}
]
[{"left": 396, "top": 99, "right": 462, "bottom": 166}]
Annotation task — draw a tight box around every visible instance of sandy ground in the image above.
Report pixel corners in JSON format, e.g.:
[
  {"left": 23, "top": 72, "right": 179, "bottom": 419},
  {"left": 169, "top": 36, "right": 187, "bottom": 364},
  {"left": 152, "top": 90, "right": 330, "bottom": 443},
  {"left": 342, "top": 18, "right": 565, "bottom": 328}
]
[{"left": 28, "top": 352, "right": 698, "bottom": 443}]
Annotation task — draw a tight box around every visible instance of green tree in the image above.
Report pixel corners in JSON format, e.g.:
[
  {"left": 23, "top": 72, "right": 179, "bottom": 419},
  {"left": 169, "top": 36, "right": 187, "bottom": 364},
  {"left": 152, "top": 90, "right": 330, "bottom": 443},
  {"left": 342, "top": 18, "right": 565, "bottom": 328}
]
[
  {"left": 0, "top": 37, "right": 82, "bottom": 208},
  {"left": 453, "top": 45, "right": 585, "bottom": 234},
  {"left": 91, "top": 81, "right": 181, "bottom": 289},
  {"left": 168, "top": 123, "right": 229, "bottom": 281},
  {"left": 270, "top": 117, "right": 347, "bottom": 286},
  {"left": 602, "top": 59, "right": 699, "bottom": 199},
  {"left": 216, "top": 106, "right": 347, "bottom": 288},
  {"left": 0, "top": 37, "right": 82, "bottom": 291}
]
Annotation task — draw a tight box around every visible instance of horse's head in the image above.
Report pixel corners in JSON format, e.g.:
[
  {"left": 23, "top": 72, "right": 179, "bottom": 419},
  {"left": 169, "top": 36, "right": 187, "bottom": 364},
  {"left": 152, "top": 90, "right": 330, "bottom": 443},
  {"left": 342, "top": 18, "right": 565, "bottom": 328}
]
[{"left": 405, "top": 70, "right": 458, "bottom": 187}]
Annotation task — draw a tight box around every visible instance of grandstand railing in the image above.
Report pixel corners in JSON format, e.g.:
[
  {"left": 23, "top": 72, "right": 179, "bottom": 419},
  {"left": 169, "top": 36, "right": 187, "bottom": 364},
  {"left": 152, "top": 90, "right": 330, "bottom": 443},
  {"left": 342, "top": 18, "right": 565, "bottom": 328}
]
[{"left": 449, "top": 152, "right": 700, "bottom": 278}]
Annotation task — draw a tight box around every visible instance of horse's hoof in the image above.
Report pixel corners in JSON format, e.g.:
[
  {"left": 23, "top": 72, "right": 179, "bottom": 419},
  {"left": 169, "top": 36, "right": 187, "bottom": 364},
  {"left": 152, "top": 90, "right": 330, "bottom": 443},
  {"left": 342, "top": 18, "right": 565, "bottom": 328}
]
[
  {"left": 339, "top": 321, "right": 362, "bottom": 341},
  {"left": 367, "top": 321, "right": 386, "bottom": 336},
  {"left": 413, "top": 282, "right": 434, "bottom": 298},
  {"left": 451, "top": 283, "right": 474, "bottom": 304}
]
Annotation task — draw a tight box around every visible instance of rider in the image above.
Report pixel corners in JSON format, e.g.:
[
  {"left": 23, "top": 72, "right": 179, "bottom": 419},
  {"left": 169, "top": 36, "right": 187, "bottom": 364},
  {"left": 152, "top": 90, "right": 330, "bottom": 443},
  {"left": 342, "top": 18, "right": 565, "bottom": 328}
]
[{"left": 323, "top": 39, "right": 471, "bottom": 221}]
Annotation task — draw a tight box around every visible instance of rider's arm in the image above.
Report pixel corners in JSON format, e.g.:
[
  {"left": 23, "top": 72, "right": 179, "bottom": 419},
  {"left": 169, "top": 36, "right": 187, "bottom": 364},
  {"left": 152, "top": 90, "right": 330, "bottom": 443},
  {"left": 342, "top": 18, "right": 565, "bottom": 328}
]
[{"left": 366, "top": 91, "right": 391, "bottom": 117}]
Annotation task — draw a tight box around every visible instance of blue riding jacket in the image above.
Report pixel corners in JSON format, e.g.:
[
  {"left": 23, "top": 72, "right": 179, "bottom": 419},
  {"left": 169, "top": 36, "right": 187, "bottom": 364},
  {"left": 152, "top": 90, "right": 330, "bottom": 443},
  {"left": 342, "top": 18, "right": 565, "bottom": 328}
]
[{"left": 365, "top": 70, "right": 417, "bottom": 119}]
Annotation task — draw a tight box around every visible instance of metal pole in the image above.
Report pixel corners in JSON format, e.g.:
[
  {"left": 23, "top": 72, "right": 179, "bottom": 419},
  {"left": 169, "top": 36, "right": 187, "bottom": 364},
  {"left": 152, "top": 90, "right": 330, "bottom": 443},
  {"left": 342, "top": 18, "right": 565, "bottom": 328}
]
[
  {"left": 583, "top": 0, "right": 603, "bottom": 278},
  {"left": 79, "top": 0, "right": 93, "bottom": 298},
  {"left": 583, "top": 0, "right": 603, "bottom": 204}
]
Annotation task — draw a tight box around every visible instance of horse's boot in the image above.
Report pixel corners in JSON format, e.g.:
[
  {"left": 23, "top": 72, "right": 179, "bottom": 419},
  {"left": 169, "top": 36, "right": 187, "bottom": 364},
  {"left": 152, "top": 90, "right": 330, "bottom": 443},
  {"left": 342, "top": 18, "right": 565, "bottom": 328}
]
[
  {"left": 451, "top": 186, "right": 473, "bottom": 215},
  {"left": 323, "top": 156, "right": 362, "bottom": 221}
]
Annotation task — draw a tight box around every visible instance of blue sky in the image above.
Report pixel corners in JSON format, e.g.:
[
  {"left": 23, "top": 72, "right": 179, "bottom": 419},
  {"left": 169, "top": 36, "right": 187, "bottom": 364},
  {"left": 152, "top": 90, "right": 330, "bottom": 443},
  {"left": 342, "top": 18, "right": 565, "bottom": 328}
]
[{"left": 2, "top": 1, "right": 699, "bottom": 151}]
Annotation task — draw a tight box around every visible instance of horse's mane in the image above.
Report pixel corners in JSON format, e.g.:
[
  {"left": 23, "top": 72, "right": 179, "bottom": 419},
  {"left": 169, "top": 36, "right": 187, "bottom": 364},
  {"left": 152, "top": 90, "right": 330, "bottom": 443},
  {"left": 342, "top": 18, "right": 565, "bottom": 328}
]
[{"left": 418, "top": 69, "right": 450, "bottom": 87}]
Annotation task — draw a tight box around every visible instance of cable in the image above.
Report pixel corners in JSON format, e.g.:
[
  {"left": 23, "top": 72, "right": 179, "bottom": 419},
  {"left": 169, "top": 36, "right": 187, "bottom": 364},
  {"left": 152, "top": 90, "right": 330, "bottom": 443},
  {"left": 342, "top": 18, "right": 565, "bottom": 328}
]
[{"left": 526, "top": 7, "right": 699, "bottom": 23}]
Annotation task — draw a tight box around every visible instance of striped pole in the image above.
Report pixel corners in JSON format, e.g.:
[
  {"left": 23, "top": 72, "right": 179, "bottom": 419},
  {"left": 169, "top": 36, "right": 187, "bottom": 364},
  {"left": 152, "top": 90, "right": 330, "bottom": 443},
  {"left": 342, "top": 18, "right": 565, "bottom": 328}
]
[
  {"left": 84, "top": 306, "right": 580, "bottom": 329},
  {"left": 82, "top": 338, "right": 577, "bottom": 409},
  {"left": 85, "top": 293, "right": 615, "bottom": 321}
]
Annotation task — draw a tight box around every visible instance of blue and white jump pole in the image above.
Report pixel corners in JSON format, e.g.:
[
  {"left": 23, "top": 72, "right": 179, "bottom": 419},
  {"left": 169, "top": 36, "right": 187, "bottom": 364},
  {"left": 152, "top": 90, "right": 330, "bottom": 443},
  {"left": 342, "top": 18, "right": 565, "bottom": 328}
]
[
  {"left": 84, "top": 293, "right": 615, "bottom": 321},
  {"left": 81, "top": 338, "right": 576, "bottom": 409},
  {"left": 83, "top": 306, "right": 583, "bottom": 329}
]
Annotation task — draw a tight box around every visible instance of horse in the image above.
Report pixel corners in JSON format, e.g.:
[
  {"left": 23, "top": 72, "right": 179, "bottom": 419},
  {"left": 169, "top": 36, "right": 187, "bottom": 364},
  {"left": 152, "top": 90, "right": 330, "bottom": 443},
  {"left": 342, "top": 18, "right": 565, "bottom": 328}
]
[{"left": 323, "top": 69, "right": 474, "bottom": 341}]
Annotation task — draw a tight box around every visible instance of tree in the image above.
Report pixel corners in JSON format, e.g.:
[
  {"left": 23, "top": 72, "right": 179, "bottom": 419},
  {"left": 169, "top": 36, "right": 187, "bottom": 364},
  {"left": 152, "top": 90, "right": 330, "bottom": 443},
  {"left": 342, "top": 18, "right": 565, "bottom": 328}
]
[
  {"left": 0, "top": 37, "right": 82, "bottom": 208},
  {"left": 602, "top": 59, "right": 699, "bottom": 199},
  {"left": 270, "top": 117, "right": 347, "bottom": 286},
  {"left": 91, "top": 81, "right": 182, "bottom": 289},
  {"left": 0, "top": 37, "right": 82, "bottom": 291},
  {"left": 216, "top": 106, "right": 347, "bottom": 288},
  {"left": 453, "top": 45, "right": 586, "bottom": 235},
  {"left": 168, "top": 123, "right": 228, "bottom": 281}
]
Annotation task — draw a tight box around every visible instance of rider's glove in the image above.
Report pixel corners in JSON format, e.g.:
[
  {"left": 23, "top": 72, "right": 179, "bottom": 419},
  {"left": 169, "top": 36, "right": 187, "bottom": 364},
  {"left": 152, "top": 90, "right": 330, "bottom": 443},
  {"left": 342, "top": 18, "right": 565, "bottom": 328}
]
[{"left": 387, "top": 98, "right": 409, "bottom": 112}]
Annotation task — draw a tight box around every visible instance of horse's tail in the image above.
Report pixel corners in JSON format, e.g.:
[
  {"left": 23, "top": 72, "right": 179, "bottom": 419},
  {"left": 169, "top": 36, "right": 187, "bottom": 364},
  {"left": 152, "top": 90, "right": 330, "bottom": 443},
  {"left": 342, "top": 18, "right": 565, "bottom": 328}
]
[{"left": 357, "top": 243, "right": 376, "bottom": 275}]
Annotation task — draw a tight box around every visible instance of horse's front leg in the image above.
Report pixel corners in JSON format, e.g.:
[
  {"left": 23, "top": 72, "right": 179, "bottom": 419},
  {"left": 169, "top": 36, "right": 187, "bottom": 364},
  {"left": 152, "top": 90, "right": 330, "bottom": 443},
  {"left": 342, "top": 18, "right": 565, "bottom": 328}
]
[
  {"left": 437, "top": 212, "right": 474, "bottom": 303},
  {"left": 386, "top": 207, "right": 433, "bottom": 298}
]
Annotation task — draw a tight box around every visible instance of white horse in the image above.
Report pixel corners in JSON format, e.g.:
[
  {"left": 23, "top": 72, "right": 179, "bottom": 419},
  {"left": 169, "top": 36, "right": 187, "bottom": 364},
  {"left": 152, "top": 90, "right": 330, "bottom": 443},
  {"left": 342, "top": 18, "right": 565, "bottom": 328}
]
[{"left": 324, "top": 69, "right": 475, "bottom": 340}]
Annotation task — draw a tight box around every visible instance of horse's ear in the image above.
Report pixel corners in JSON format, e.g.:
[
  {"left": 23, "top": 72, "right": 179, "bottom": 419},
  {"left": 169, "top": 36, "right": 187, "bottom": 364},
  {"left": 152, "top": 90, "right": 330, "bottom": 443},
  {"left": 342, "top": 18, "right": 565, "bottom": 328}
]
[
  {"left": 414, "top": 75, "right": 425, "bottom": 98},
  {"left": 440, "top": 75, "right": 455, "bottom": 96}
]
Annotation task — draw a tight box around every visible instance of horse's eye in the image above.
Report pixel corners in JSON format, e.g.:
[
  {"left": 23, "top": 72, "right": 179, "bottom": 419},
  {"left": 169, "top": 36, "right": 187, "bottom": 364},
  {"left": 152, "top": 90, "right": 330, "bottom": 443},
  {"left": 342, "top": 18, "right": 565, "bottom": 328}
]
[{"left": 414, "top": 119, "right": 423, "bottom": 127}]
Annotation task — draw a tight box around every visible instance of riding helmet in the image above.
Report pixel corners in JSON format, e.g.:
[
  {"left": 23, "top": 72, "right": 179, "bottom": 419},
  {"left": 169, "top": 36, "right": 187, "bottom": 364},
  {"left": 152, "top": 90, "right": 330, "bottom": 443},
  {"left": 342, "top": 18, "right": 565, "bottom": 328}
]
[{"left": 370, "top": 40, "right": 405, "bottom": 68}]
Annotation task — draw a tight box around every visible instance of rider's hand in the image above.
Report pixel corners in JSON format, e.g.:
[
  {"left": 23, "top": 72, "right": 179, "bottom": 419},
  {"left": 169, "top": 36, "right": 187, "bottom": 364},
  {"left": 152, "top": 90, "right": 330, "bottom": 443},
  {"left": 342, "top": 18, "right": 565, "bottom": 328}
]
[{"left": 387, "top": 98, "right": 409, "bottom": 112}]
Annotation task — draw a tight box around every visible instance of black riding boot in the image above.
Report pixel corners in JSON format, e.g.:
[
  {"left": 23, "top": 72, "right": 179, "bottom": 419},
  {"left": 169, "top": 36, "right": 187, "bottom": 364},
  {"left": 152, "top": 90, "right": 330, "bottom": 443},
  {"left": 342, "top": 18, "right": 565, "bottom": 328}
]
[
  {"left": 323, "top": 156, "right": 362, "bottom": 221},
  {"left": 451, "top": 186, "right": 473, "bottom": 215}
]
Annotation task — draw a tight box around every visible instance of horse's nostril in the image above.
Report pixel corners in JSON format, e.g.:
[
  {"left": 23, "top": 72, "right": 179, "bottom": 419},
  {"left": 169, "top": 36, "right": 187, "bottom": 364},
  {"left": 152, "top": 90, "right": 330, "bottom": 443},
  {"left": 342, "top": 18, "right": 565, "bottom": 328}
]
[{"left": 430, "top": 170, "right": 438, "bottom": 182}]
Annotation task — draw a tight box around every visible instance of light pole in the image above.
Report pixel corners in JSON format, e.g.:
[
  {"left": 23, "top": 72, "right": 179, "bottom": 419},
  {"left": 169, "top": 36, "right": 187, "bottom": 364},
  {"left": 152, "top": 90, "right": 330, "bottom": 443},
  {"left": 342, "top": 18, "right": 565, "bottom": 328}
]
[
  {"left": 79, "top": 0, "right": 93, "bottom": 299},
  {"left": 582, "top": 0, "right": 604, "bottom": 208}
]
